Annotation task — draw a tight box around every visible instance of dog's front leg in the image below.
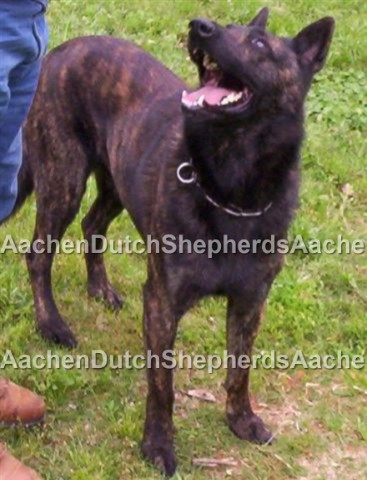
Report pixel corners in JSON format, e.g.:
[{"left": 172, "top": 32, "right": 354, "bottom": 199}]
[
  {"left": 141, "top": 274, "right": 178, "bottom": 477},
  {"left": 225, "top": 296, "right": 272, "bottom": 444}
]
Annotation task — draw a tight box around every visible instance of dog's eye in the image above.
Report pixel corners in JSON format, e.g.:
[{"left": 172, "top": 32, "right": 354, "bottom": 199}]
[{"left": 251, "top": 38, "right": 266, "bottom": 49}]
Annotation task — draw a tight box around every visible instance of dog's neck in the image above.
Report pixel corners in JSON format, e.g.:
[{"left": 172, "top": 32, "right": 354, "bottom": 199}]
[{"left": 184, "top": 114, "right": 303, "bottom": 212}]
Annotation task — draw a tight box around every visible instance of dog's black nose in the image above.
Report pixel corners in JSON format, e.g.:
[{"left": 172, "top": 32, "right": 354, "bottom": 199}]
[{"left": 189, "top": 18, "right": 216, "bottom": 38}]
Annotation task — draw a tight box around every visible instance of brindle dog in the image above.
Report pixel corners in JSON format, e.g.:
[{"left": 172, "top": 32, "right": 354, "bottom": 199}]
[{"left": 12, "top": 7, "right": 334, "bottom": 476}]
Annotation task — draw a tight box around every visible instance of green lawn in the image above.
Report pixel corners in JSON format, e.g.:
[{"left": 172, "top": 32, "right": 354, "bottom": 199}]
[{"left": 0, "top": 1, "right": 366, "bottom": 479}]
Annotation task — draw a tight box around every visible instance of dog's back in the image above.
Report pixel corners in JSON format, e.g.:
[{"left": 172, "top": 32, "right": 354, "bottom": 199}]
[
  {"left": 18, "top": 36, "right": 186, "bottom": 237},
  {"left": 15, "top": 36, "right": 185, "bottom": 346}
]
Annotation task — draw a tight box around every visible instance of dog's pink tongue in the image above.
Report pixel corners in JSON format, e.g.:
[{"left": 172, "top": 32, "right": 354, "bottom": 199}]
[{"left": 184, "top": 86, "right": 232, "bottom": 105}]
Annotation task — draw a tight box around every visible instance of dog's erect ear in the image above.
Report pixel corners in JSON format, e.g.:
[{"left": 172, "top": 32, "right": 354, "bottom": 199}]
[
  {"left": 293, "top": 17, "right": 335, "bottom": 74},
  {"left": 248, "top": 7, "right": 269, "bottom": 29}
]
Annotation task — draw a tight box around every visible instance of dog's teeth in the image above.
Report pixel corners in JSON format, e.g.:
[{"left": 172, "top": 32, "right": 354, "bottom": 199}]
[
  {"left": 192, "top": 95, "right": 205, "bottom": 108},
  {"left": 219, "top": 92, "right": 243, "bottom": 106},
  {"left": 203, "top": 54, "right": 218, "bottom": 71},
  {"left": 182, "top": 98, "right": 194, "bottom": 108},
  {"left": 203, "top": 54, "right": 210, "bottom": 66},
  {"left": 197, "top": 95, "right": 205, "bottom": 107},
  {"left": 182, "top": 91, "right": 198, "bottom": 109},
  {"left": 206, "top": 62, "right": 217, "bottom": 71},
  {"left": 226, "top": 93, "right": 237, "bottom": 104},
  {"left": 243, "top": 88, "right": 251, "bottom": 99}
]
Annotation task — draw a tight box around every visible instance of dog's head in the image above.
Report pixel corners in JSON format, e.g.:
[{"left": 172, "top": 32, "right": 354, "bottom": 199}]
[{"left": 182, "top": 8, "right": 335, "bottom": 122}]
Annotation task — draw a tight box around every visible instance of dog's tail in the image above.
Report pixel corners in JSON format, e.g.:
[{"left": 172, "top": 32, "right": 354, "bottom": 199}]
[{"left": 2, "top": 145, "right": 34, "bottom": 224}]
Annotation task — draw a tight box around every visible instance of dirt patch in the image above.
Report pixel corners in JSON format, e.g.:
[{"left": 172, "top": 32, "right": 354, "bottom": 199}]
[{"left": 299, "top": 446, "right": 367, "bottom": 480}]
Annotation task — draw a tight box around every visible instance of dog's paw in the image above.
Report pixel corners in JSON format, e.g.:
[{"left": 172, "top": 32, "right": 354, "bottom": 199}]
[
  {"left": 38, "top": 319, "right": 78, "bottom": 349},
  {"left": 228, "top": 412, "right": 273, "bottom": 444},
  {"left": 88, "top": 283, "right": 124, "bottom": 310},
  {"left": 141, "top": 441, "right": 177, "bottom": 477}
]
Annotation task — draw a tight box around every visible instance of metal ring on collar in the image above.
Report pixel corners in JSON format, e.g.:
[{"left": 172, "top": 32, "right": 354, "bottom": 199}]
[{"left": 176, "top": 162, "right": 197, "bottom": 184}]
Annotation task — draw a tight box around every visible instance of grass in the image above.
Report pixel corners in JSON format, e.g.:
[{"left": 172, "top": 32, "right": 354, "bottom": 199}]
[{"left": 0, "top": 0, "right": 366, "bottom": 479}]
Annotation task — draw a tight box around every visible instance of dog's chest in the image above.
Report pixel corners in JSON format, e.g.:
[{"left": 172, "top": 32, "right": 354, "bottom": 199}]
[{"left": 166, "top": 248, "right": 281, "bottom": 314}]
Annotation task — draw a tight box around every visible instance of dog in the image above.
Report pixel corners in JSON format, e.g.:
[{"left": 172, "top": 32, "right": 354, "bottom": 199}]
[{"left": 11, "top": 7, "right": 334, "bottom": 476}]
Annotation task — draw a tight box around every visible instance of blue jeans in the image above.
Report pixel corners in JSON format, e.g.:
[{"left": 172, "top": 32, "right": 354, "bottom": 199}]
[{"left": 0, "top": 0, "right": 48, "bottom": 222}]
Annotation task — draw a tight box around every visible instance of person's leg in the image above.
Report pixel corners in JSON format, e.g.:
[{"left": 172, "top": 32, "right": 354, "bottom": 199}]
[
  {"left": 0, "top": 0, "right": 48, "bottom": 223},
  {"left": 0, "top": 3, "right": 48, "bottom": 478},
  {"left": 0, "top": 59, "right": 42, "bottom": 222},
  {"left": 0, "top": 130, "right": 23, "bottom": 222}
]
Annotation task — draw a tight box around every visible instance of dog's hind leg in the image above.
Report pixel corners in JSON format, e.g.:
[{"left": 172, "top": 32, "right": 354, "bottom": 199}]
[
  {"left": 225, "top": 296, "right": 273, "bottom": 444},
  {"left": 82, "top": 167, "right": 124, "bottom": 310},
  {"left": 26, "top": 156, "right": 90, "bottom": 348}
]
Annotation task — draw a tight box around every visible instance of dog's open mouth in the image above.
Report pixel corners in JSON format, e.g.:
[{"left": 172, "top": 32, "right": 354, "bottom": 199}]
[{"left": 182, "top": 50, "right": 253, "bottom": 112}]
